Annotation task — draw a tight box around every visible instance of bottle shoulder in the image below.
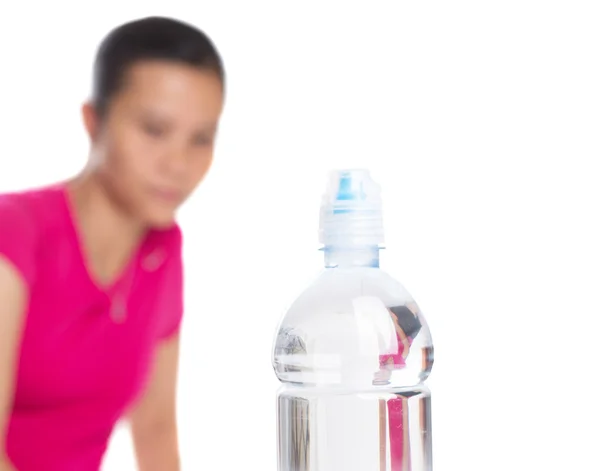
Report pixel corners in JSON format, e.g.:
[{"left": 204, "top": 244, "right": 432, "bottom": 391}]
[
  {"left": 296, "top": 267, "right": 412, "bottom": 308},
  {"left": 273, "top": 267, "right": 434, "bottom": 389}
]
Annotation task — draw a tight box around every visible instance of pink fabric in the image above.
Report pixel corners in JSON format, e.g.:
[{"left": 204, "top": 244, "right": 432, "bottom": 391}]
[
  {"left": 379, "top": 330, "right": 414, "bottom": 470},
  {"left": 380, "top": 331, "right": 412, "bottom": 367},
  {"left": 388, "top": 397, "right": 410, "bottom": 471},
  {"left": 0, "top": 184, "right": 184, "bottom": 471}
]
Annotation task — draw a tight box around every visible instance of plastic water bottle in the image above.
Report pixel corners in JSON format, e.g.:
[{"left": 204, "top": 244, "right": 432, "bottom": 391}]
[{"left": 273, "top": 169, "right": 434, "bottom": 471}]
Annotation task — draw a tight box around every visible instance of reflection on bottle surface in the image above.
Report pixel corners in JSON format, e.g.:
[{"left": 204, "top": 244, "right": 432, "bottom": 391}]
[
  {"left": 278, "top": 385, "right": 432, "bottom": 471},
  {"left": 275, "top": 296, "right": 434, "bottom": 471}
]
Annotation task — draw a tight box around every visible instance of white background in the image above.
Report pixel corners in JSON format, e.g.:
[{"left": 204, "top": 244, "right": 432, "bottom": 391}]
[{"left": 1, "top": 2, "right": 599, "bottom": 470}]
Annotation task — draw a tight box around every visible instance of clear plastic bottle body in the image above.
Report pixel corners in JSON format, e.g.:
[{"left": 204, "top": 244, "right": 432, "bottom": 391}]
[{"left": 273, "top": 247, "right": 434, "bottom": 471}]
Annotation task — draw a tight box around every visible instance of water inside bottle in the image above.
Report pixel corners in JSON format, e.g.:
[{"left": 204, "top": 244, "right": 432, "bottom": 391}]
[
  {"left": 274, "top": 302, "right": 434, "bottom": 471},
  {"left": 277, "top": 387, "right": 432, "bottom": 471}
]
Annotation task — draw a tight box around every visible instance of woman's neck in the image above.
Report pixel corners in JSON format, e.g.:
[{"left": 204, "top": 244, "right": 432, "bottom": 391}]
[{"left": 66, "top": 173, "right": 147, "bottom": 286}]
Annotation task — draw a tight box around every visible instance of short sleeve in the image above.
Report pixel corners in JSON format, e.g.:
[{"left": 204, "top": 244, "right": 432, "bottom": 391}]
[
  {"left": 0, "top": 196, "right": 38, "bottom": 287},
  {"left": 157, "top": 226, "right": 184, "bottom": 340}
]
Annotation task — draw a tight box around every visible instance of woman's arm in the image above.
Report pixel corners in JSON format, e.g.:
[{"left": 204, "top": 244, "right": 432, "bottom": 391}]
[
  {"left": 129, "top": 335, "right": 181, "bottom": 471},
  {"left": 0, "top": 258, "right": 29, "bottom": 470},
  {"left": 0, "top": 457, "right": 16, "bottom": 470}
]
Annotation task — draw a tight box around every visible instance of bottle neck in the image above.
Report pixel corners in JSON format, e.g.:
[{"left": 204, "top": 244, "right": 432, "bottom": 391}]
[{"left": 323, "top": 245, "right": 381, "bottom": 268}]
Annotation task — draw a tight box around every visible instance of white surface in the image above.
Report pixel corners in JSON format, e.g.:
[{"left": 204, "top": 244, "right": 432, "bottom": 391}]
[{"left": 1, "top": 2, "right": 599, "bottom": 470}]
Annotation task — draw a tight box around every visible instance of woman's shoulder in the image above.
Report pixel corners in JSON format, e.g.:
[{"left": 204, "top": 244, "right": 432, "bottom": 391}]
[
  {"left": 0, "top": 183, "right": 64, "bottom": 224},
  {"left": 0, "top": 184, "right": 63, "bottom": 240},
  {"left": 147, "top": 222, "right": 183, "bottom": 258},
  {"left": 0, "top": 185, "right": 62, "bottom": 286},
  {"left": 143, "top": 223, "right": 184, "bottom": 340}
]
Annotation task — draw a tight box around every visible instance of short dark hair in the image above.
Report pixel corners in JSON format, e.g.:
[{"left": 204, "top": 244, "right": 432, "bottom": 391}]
[{"left": 92, "top": 16, "right": 225, "bottom": 116}]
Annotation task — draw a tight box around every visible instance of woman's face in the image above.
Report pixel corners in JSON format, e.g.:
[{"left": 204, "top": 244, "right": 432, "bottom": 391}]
[
  {"left": 390, "top": 311, "right": 403, "bottom": 336},
  {"left": 84, "top": 60, "right": 224, "bottom": 228}
]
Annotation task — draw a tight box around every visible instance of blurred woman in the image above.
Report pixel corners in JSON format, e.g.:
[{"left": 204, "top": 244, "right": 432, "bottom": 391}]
[{"left": 0, "top": 16, "right": 224, "bottom": 471}]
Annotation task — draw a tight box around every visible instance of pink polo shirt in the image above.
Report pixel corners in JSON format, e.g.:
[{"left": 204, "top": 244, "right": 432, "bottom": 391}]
[{"left": 0, "top": 184, "right": 184, "bottom": 470}]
